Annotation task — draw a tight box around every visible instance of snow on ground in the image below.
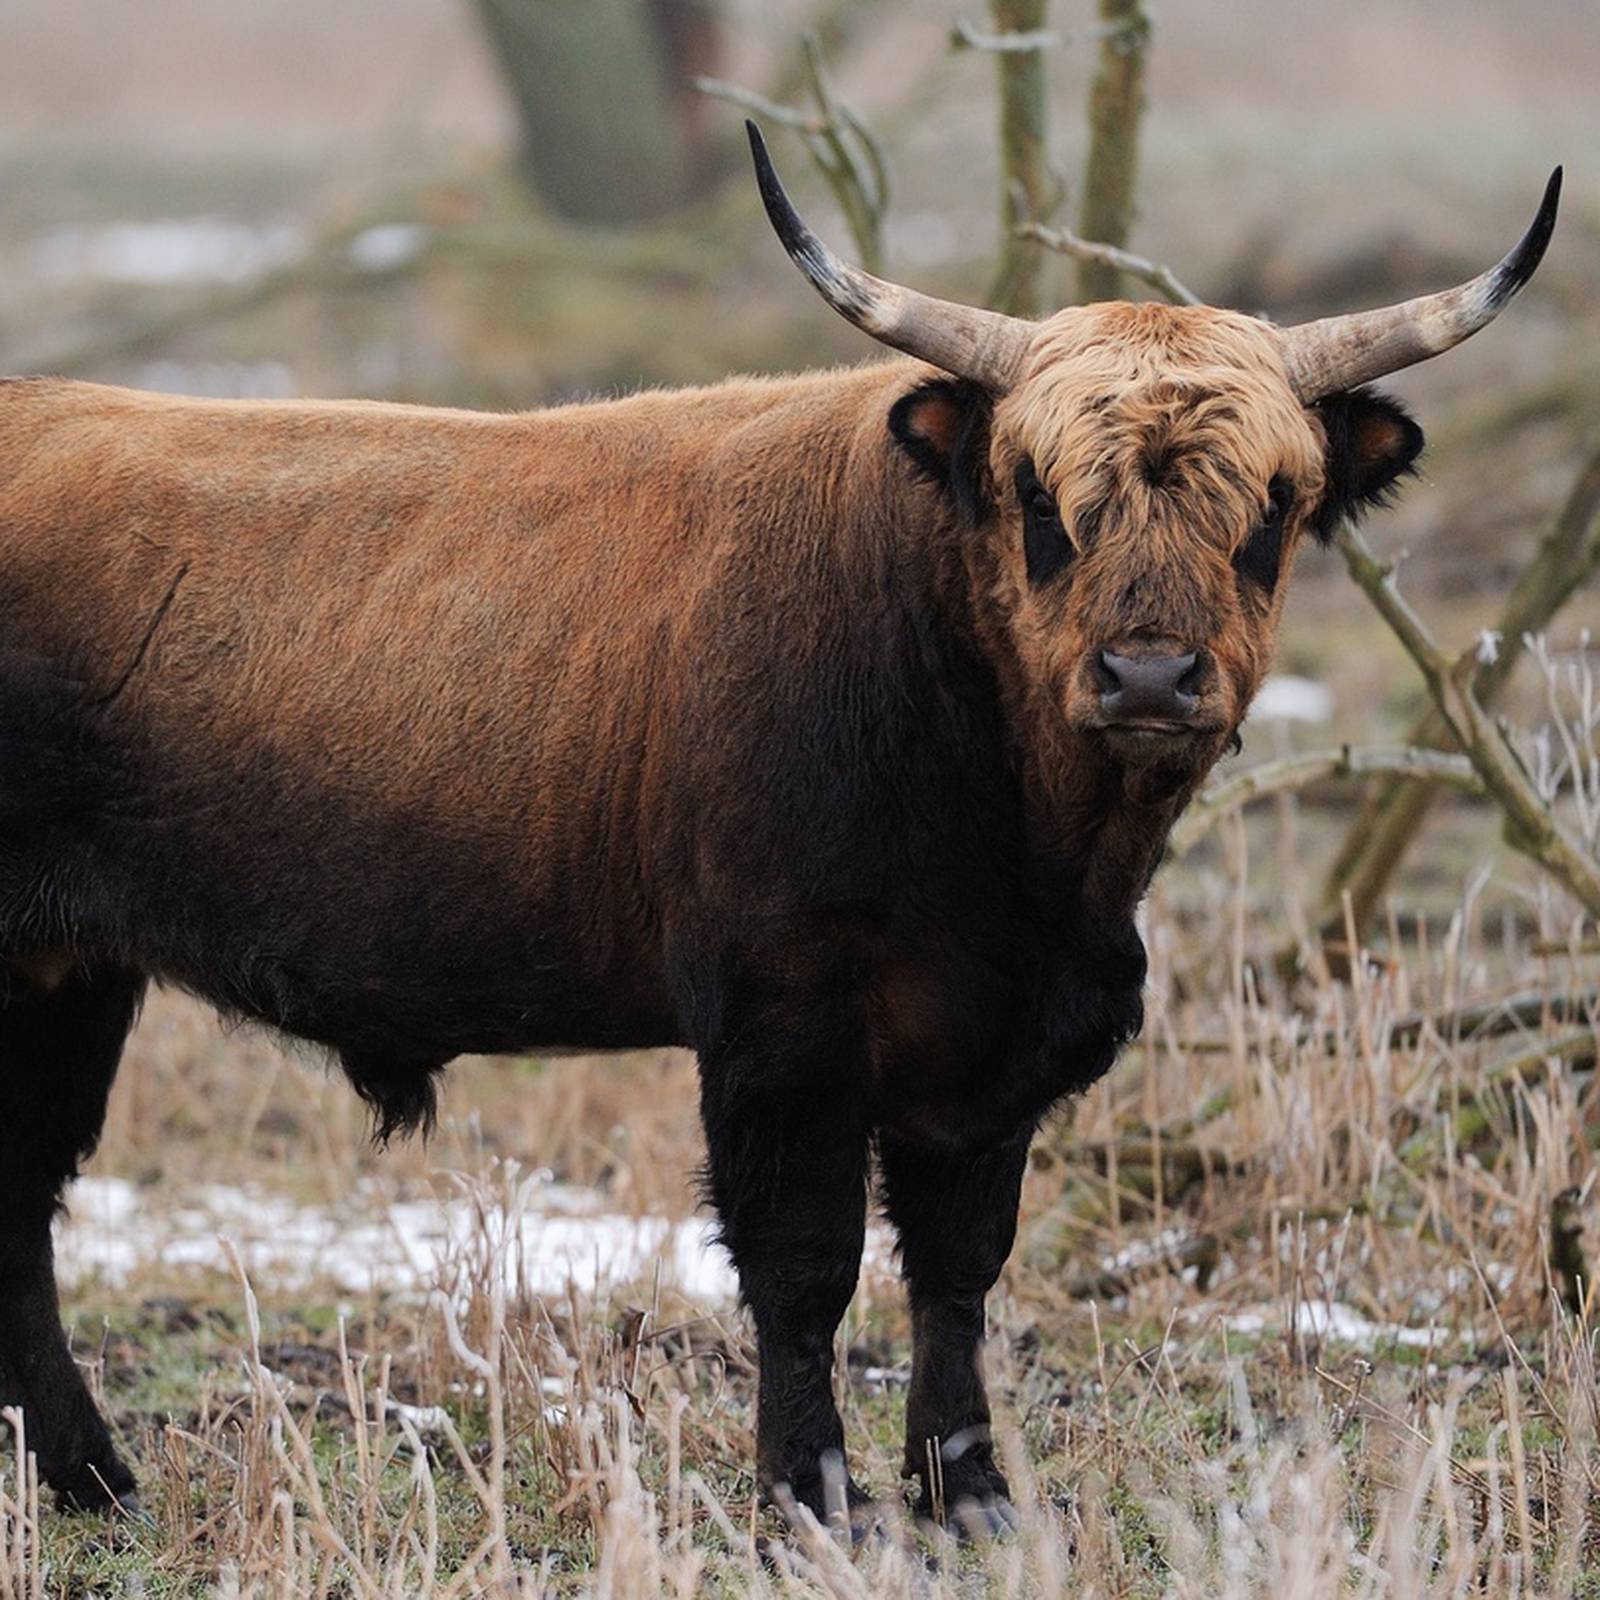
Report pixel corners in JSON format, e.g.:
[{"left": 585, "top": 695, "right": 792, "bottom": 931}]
[
  {"left": 57, "top": 1174, "right": 743, "bottom": 1302},
  {"left": 1219, "top": 1300, "right": 1462, "bottom": 1351}
]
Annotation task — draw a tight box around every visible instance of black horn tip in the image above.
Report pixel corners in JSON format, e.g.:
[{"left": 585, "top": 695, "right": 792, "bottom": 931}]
[
  {"left": 745, "top": 118, "right": 872, "bottom": 318},
  {"left": 746, "top": 120, "right": 814, "bottom": 267},
  {"left": 1491, "top": 164, "right": 1563, "bottom": 305}
]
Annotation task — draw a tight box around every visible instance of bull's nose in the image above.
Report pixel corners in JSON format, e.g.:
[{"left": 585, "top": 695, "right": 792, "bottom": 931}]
[{"left": 1097, "top": 650, "right": 1202, "bottom": 722}]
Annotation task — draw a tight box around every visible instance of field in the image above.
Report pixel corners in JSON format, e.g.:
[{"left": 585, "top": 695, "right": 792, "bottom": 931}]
[{"left": 2, "top": 1, "right": 1599, "bottom": 1594}]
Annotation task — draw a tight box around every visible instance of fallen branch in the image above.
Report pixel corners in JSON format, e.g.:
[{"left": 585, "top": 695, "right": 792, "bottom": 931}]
[
  {"left": 1333, "top": 520, "right": 1600, "bottom": 919},
  {"left": 1065, "top": 1232, "right": 1219, "bottom": 1299},
  {"left": 1018, "top": 219, "right": 1198, "bottom": 306},
  {"left": 1376, "top": 988, "right": 1598, "bottom": 1051},
  {"left": 1532, "top": 935, "right": 1600, "bottom": 957},
  {"left": 1397, "top": 1027, "right": 1597, "bottom": 1170},
  {"left": 1170, "top": 745, "right": 1482, "bottom": 857}
]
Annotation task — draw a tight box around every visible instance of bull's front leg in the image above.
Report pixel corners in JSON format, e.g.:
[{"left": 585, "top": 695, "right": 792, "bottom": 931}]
[
  {"left": 879, "top": 1131, "right": 1030, "bottom": 1532},
  {"left": 685, "top": 949, "right": 872, "bottom": 1528}
]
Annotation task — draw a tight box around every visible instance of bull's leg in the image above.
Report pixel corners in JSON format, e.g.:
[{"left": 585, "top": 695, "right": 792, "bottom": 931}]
[
  {"left": 0, "top": 963, "right": 144, "bottom": 1512},
  {"left": 879, "top": 1131, "right": 1029, "bottom": 1531},
  {"left": 692, "top": 975, "right": 871, "bottom": 1527}
]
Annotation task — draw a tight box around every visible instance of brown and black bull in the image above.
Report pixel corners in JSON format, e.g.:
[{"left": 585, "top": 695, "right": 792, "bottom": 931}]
[{"left": 0, "top": 129, "right": 1560, "bottom": 1528}]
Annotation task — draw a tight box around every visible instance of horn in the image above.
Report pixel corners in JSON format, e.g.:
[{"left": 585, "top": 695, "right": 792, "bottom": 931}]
[
  {"left": 1280, "top": 167, "right": 1562, "bottom": 402},
  {"left": 747, "top": 120, "right": 1032, "bottom": 393}
]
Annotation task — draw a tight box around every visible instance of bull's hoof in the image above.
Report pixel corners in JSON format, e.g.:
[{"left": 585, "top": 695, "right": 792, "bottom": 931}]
[
  {"left": 913, "top": 1449, "right": 1019, "bottom": 1540},
  {"left": 768, "top": 1457, "right": 880, "bottom": 1544},
  {"left": 940, "top": 1493, "right": 1020, "bottom": 1541}
]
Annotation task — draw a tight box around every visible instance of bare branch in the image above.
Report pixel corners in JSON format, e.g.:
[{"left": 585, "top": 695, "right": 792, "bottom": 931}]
[
  {"left": 1016, "top": 218, "right": 1200, "bottom": 305},
  {"left": 1171, "top": 745, "right": 1482, "bottom": 857},
  {"left": 1320, "top": 438, "right": 1600, "bottom": 934},
  {"left": 950, "top": 17, "right": 1060, "bottom": 52},
  {"left": 695, "top": 34, "right": 888, "bottom": 273},
  {"left": 691, "top": 77, "right": 820, "bottom": 133},
  {"left": 950, "top": 16, "right": 1143, "bottom": 52},
  {"left": 1333, "top": 520, "right": 1600, "bottom": 919}
]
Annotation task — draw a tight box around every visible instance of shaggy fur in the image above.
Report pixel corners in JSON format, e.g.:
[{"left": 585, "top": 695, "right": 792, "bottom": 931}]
[{"left": 0, "top": 307, "right": 1421, "bottom": 1524}]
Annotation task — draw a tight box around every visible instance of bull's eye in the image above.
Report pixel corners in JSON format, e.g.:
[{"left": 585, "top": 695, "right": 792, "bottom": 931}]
[
  {"left": 1235, "top": 474, "right": 1292, "bottom": 592},
  {"left": 1016, "top": 456, "right": 1073, "bottom": 586}
]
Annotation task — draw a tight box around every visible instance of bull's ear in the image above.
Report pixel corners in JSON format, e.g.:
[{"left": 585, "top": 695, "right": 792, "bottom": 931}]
[
  {"left": 1314, "top": 387, "right": 1425, "bottom": 542},
  {"left": 888, "top": 378, "right": 992, "bottom": 522}
]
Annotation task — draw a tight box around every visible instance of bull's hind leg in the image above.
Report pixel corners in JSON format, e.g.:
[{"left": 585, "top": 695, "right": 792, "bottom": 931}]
[
  {"left": 0, "top": 962, "right": 144, "bottom": 1511},
  {"left": 879, "top": 1132, "right": 1029, "bottom": 1532}
]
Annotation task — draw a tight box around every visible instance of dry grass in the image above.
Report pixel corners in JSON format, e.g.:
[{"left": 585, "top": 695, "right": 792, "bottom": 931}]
[{"left": 3, "top": 795, "right": 1597, "bottom": 1595}]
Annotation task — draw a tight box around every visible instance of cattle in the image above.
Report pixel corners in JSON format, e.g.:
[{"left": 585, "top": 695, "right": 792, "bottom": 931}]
[{"left": 0, "top": 126, "right": 1559, "bottom": 1530}]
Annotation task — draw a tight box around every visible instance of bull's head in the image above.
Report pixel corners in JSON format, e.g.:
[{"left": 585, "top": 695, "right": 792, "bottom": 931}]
[{"left": 750, "top": 123, "right": 1559, "bottom": 793}]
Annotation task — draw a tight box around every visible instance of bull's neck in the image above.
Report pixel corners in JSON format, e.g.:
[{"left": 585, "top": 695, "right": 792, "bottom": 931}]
[{"left": 1017, "top": 718, "right": 1197, "bottom": 923}]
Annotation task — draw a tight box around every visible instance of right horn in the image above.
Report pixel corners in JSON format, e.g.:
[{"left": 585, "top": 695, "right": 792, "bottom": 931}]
[
  {"left": 1279, "top": 167, "right": 1563, "bottom": 403},
  {"left": 747, "top": 120, "right": 1034, "bottom": 393}
]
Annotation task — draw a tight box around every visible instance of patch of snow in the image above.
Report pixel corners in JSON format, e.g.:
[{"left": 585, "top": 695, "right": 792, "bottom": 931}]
[
  {"left": 1218, "top": 1300, "right": 1461, "bottom": 1351},
  {"left": 58, "top": 1175, "right": 742, "bottom": 1302},
  {"left": 1248, "top": 675, "right": 1333, "bottom": 724},
  {"left": 388, "top": 1401, "right": 450, "bottom": 1432},
  {"left": 859, "top": 1365, "right": 910, "bottom": 1389},
  {"left": 347, "top": 223, "right": 427, "bottom": 273}
]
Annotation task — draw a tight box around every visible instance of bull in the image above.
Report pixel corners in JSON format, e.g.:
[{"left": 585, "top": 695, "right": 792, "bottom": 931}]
[{"left": 0, "top": 128, "right": 1560, "bottom": 1528}]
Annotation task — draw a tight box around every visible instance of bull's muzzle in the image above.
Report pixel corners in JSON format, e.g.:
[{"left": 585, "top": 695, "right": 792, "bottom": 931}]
[{"left": 1095, "top": 648, "right": 1206, "bottom": 727}]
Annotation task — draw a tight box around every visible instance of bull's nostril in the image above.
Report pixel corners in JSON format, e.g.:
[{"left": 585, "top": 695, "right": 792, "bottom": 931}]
[
  {"left": 1174, "top": 652, "right": 1203, "bottom": 697},
  {"left": 1095, "top": 651, "right": 1124, "bottom": 695}
]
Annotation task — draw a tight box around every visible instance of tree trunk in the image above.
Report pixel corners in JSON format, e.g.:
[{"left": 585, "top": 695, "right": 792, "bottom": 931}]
[
  {"left": 986, "top": 0, "right": 1060, "bottom": 317},
  {"left": 474, "top": 0, "right": 720, "bottom": 223},
  {"left": 1076, "top": 0, "right": 1149, "bottom": 304}
]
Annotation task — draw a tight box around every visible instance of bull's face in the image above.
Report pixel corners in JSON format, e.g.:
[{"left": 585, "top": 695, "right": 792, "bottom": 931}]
[
  {"left": 887, "top": 304, "right": 1421, "bottom": 784},
  {"left": 750, "top": 123, "right": 1557, "bottom": 789}
]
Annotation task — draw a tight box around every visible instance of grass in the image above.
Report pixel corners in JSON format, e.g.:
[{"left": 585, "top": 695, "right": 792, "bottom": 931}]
[{"left": 4, "top": 822, "right": 1597, "bottom": 1595}]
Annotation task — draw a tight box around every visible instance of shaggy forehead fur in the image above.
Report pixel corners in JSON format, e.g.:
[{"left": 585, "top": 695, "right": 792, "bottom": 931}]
[{"left": 996, "top": 303, "right": 1325, "bottom": 545}]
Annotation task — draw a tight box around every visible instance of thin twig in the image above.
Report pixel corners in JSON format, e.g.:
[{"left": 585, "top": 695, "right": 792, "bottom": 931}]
[
  {"left": 950, "top": 16, "right": 1144, "bottom": 51},
  {"left": 697, "top": 36, "right": 888, "bottom": 274},
  {"left": 1017, "top": 219, "right": 1199, "bottom": 305},
  {"left": 950, "top": 17, "right": 1060, "bottom": 52},
  {"left": 690, "top": 77, "right": 820, "bottom": 133}
]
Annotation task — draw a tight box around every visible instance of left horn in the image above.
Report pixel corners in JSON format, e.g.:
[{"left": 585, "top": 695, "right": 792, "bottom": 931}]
[
  {"left": 747, "top": 120, "right": 1032, "bottom": 393},
  {"left": 1279, "top": 167, "right": 1563, "bottom": 402}
]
